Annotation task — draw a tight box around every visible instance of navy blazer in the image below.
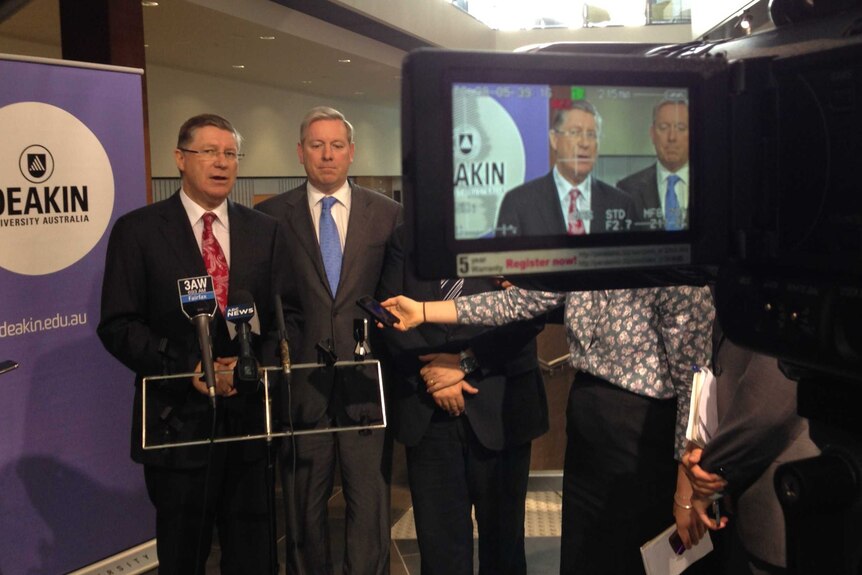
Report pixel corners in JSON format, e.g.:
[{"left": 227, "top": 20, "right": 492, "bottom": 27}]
[
  {"left": 496, "top": 171, "right": 637, "bottom": 236},
  {"left": 617, "top": 163, "right": 660, "bottom": 219},
  {"left": 98, "top": 192, "right": 289, "bottom": 468}
]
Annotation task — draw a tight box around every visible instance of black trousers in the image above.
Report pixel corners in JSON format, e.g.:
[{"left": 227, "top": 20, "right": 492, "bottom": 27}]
[
  {"left": 561, "top": 373, "right": 678, "bottom": 575},
  {"left": 280, "top": 427, "right": 391, "bottom": 575},
  {"left": 143, "top": 441, "right": 272, "bottom": 575},
  {"left": 406, "top": 412, "right": 532, "bottom": 575}
]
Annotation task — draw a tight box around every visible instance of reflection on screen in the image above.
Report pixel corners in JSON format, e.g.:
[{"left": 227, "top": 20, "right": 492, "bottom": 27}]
[{"left": 452, "top": 83, "right": 690, "bottom": 240}]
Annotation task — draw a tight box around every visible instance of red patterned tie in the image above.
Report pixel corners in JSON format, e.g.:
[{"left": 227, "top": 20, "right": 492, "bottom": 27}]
[
  {"left": 567, "top": 188, "right": 585, "bottom": 235},
  {"left": 201, "top": 212, "right": 229, "bottom": 313}
]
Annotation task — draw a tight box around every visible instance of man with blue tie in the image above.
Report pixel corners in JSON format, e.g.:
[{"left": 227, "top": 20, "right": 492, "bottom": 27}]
[
  {"left": 256, "top": 106, "right": 401, "bottom": 575},
  {"left": 617, "top": 99, "right": 690, "bottom": 231}
]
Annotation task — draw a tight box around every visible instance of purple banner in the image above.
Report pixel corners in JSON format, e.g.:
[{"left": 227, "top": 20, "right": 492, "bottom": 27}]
[{"left": 0, "top": 56, "right": 152, "bottom": 574}]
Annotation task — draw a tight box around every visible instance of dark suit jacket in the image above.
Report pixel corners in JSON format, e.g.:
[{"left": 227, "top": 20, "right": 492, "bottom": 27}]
[
  {"left": 98, "top": 192, "right": 289, "bottom": 468},
  {"left": 617, "top": 163, "right": 659, "bottom": 223},
  {"left": 377, "top": 228, "right": 548, "bottom": 451},
  {"left": 256, "top": 182, "right": 401, "bottom": 426},
  {"left": 495, "top": 171, "right": 637, "bottom": 236},
  {"left": 699, "top": 336, "right": 819, "bottom": 567}
]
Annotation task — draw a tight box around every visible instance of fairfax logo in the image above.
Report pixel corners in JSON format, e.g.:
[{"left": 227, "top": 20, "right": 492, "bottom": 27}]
[{"left": 19, "top": 145, "right": 54, "bottom": 183}]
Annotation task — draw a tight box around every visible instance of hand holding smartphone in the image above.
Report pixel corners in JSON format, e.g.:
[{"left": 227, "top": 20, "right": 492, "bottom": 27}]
[{"left": 356, "top": 296, "right": 400, "bottom": 328}]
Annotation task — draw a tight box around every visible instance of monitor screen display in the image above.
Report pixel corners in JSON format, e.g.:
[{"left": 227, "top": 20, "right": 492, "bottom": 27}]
[
  {"left": 452, "top": 82, "right": 690, "bottom": 240},
  {"left": 401, "top": 49, "right": 728, "bottom": 281}
]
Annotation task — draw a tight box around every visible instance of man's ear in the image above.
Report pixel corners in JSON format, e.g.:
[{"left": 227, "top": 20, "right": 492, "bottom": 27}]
[{"left": 548, "top": 130, "right": 558, "bottom": 153}]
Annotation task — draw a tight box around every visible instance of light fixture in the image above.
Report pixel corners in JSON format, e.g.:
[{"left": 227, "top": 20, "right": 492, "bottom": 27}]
[
  {"left": 259, "top": 35, "right": 276, "bottom": 40},
  {"left": 141, "top": 1, "right": 159, "bottom": 7},
  {"left": 338, "top": 59, "right": 351, "bottom": 63},
  {"left": 301, "top": 80, "right": 312, "bottom": 84},
  {"left": 738, "top": 10, "right": 753, "bottom": 34},
  {"left": 232, "top": 65, "right": 245, "bottom": 69}
]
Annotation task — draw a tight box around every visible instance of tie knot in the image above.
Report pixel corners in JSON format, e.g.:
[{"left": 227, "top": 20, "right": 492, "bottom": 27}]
[
  {"left": 569, "top": 188, "right": 581, "bottom": 200},
  {"left": 321, "top": 196, "right": 337, "bottom": 211},
  {"left": 667, "top": 175, "right": 681, "bottom": 187},
  {"left": 203, "top": 212, "right": 217, "bottom": 229}
]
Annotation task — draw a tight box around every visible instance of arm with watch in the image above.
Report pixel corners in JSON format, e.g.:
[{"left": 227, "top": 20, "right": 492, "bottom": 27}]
[{"left": 419, "top": 310, "right": 545, "bottom": 396}]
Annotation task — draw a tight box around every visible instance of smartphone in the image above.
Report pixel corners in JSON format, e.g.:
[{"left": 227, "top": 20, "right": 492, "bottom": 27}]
[
  {"left": 0, "top": 359, "right": 19, "bottom": 375},
  {"left": 668, "top": 531, "right": 685, "bottom": 555},
  {"left": 356, "top": 296, "right": 400, "bottom": 328}
]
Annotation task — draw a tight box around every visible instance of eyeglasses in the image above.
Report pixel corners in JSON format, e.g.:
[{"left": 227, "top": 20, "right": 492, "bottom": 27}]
[
  {"left": 178, "top": 148, "right": 245, "bottom": 162},
  {"left": 553, "top": 129, "right": 598, "bottom": 142}
]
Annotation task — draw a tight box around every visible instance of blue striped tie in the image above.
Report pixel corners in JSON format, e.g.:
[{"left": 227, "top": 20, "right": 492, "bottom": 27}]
[
  {"left": 665, "top": 175, "right": 682, "bottom": 231},
  {"left": 319, "top": 196, "right": 342, "bottom": 296}
]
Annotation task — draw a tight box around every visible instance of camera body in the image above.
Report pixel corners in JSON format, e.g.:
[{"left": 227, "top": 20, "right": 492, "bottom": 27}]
[
  {"left": 400, "top": 6, "right": 862, "bottom": 382},
  {"left": 400, "top": 4, "right": 862, "bottom": 572}
]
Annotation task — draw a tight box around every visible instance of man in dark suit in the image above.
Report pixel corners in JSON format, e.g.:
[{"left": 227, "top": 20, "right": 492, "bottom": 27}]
[
  {"left": 98, "top": 114, "right": 288, "bottom": 574},
  {"left": 256, "top": 106, "right": 401, "bottom": 575},
  {"left": 617, "top": 99, "right": 689, "bottom": 230},
  {"left": 378, "top": 227, "right": 548, "bottom": 574},
  {"left": 496, "top": 99, "right": 636, "bottom": 237}
]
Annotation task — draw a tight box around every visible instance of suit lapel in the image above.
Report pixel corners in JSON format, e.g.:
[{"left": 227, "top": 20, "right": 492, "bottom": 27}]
[
  {"left": 541, "top": 173, "right": 567, "bottom": 233},
  {"left": 159, "top": 192, "right": 207, "bottom": 276},
  {"left": 339, "top": 184, "right": 369, "bottom": 301},
  {"left": 226, "top": 200, "right": 253, "bottom": 295},
  {"left": 285, "top": 187, "right": 331, "bottom": 294}
]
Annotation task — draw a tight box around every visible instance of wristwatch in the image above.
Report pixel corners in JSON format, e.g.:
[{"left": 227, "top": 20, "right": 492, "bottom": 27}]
[{"left": 459, "top": 350, "right": 479, "bottom": 375}]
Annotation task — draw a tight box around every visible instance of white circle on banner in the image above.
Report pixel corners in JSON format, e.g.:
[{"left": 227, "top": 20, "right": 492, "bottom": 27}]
[
  {"left": 0, "top": 102, "right": 115, "bottom": 275},
  {"left": 452, "top": 93, "right": 525, "bottom": 239}
]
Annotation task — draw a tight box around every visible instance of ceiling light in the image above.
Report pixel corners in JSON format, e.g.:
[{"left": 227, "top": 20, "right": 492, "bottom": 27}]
[
  {"left": 301, "top": 80, "right": 312, "bottom": 84},
  {"left": 232, "top": 65, "right": 245, "bottom": 69},
  {"left": 141, "top": 1, "right": 159, "bottom": 6},
  {"left": 259, "top": 36, "right": 276, "bottom": 40},
  {"left": 338, "top": 59, "right": 351, "bottom": 63}
]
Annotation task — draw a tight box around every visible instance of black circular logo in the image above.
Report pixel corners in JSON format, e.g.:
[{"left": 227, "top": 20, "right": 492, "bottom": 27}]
[{"left": 19, "top": 144, "right": 55, "bottom": 183}]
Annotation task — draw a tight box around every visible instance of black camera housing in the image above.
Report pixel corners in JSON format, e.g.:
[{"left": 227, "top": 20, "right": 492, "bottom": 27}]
[{"left": 399, "top": 7, "right": 862, "bottom": 380}]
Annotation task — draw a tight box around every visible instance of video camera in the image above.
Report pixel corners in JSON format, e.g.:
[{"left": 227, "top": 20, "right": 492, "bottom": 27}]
[
  {"left": 401, "top": 3, "right": 862, "bottom": 571},
  {"left": 400, "top": 1, "right": 862, "bottom": 384}
]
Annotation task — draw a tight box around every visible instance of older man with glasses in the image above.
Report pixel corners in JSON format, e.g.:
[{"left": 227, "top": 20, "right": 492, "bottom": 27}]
[{"left": 495, "top": 99, "right": 637, "bottom": 238}]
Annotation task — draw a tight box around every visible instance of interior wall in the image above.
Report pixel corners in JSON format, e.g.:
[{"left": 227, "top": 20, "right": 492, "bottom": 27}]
[{"left": 146, "top": 64, "right": 400, "bottom": 178}]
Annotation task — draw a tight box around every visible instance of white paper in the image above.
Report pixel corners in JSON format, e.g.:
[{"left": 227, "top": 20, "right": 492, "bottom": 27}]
[
  {"left": 685, "top": 367, "right": 718, "bottom": 447},
  {"left": 640, "top": 524, "right": 713, "bottom": 575}
]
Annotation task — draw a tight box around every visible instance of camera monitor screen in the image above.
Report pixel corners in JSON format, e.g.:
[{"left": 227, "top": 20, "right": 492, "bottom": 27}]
[{"left": 402, "top": 49, "right": 729, "bottom": 283}]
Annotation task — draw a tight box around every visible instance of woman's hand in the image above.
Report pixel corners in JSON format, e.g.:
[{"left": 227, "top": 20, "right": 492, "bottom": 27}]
[{"left": 380, "top": 296, "right": 424, "bottom": 330}]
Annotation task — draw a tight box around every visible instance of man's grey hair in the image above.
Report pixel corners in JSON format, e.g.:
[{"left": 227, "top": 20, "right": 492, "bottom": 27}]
[
  {"left": 652, "top": 99, "right": 689, "bottom": 125},
  {"left": 177, "top": 113, "right": 243, "bottom": 150},
  {"left": 551, "top": 100, "right": 602, "bottom": 137},
  {"left": 300, "top": 106, "right": 355, "bottom": 143}
]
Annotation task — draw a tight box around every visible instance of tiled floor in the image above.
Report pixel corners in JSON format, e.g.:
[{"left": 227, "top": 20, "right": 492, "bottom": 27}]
[{"left": 145, "top": 446, "right": 563, "bottom": 574}]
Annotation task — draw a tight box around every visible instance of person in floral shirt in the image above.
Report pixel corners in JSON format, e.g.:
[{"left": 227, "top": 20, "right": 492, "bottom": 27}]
[{"left": 382, "top": 284, "right": 714, "bottom": 574}]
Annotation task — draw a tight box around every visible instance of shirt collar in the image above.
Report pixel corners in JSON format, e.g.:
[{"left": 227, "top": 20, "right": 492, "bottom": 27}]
[
  {"left": 553, "top": 166, "right": 592, "bottom": 204},
  {"left": 657, "top": 163, "right": 689, "bottom": 186},
  {"left": 180, "top": 188, "right": 229, "bottom": 229},
  {"left": 307, "top": 180, "right": 352, "bottom": 210}
]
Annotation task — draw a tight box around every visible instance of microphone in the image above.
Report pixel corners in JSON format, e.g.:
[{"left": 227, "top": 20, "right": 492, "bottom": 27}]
[
  {"left": 353, "top": 318, "right": 371, "bottom": 361},
  {"left": 225, "top": 289, "right": 259, "bottom": 390},
  {"left": 178, "top": 275, "right": 218, "bottom": 407},
  {"left": 274, "top": 294, "right": 291, "bottom": 376}
]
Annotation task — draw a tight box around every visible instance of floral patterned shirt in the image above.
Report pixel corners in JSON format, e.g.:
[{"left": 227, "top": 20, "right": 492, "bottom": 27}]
[{"left": 455, "top": 285, "right": 715, "bottom": 459}]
